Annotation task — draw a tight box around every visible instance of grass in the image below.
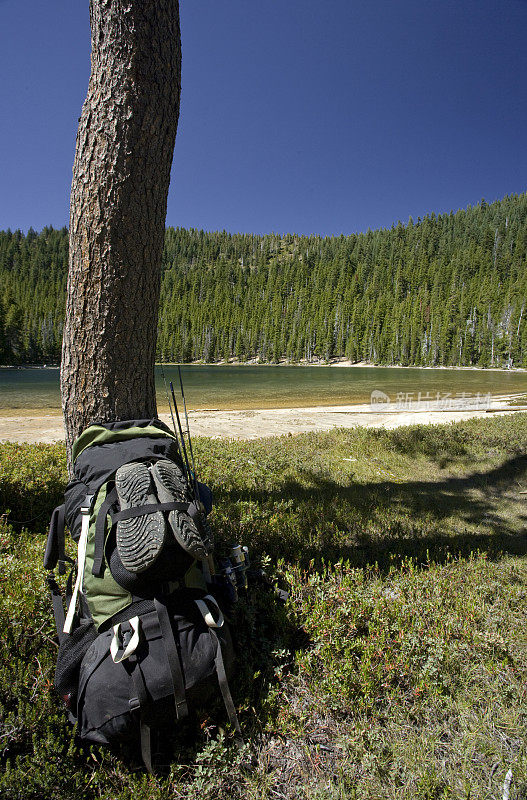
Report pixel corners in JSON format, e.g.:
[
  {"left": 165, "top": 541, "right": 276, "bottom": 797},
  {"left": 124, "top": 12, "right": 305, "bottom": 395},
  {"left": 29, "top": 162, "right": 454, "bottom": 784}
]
[{"left": 0, "top": 413, "right": 526, "bottom": 799}]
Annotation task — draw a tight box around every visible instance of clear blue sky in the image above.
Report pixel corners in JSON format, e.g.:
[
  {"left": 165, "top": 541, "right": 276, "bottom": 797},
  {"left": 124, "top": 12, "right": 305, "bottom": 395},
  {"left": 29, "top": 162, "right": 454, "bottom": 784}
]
[{"left": 1, "top": 0, "right": 526, "bottom": 236}]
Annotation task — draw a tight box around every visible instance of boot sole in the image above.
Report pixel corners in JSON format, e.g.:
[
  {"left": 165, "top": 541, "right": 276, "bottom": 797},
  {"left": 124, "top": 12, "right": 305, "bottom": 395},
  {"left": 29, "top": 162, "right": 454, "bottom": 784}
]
[
  {"left": 150, "top": 460, "right": 209, "bottom": 560},
  {"left": 115, "top": 462, "right": 166, "bottom": 574}
]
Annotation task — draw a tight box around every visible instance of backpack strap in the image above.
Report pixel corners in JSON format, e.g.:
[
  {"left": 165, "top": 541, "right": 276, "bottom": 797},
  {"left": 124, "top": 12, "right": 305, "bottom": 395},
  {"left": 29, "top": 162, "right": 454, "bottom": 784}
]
[
  {"left": 140, "top": 722, "right": 154, "bottom": 774},
  {"left": 111, "top": 501, "right": 191, "bottom": 522},
  {"left": 45, "top": 504, "right": 76, "bottom": 641},
  {"left": 194, "top": 596, "right": 244, "bottom": 746},
  {"left": 114, "top": 613, "right": 177, "bottom": 775},
  {"left": 154, "top": 598, "right": 188, "bottom": 719},
  {"left": 44, "top": 504, "right": 69, "bottom": 574},
  {"left": 92, "top": 499, "right": 190, "bottom": 580},
  {"left": 92, "top": 487, "right": 118, "bottom": 578},
  {"left": 64, "top": 497, "right": 93, "bottom": 634},
  {"left": 127, "top": 654, "right": 154, "bottom": 773},
  {"left": 211, "top": 629, "right": 244, "bottom": 746},
  {"left": 46, "top": 574, "right": 67, "bottom": 642}
]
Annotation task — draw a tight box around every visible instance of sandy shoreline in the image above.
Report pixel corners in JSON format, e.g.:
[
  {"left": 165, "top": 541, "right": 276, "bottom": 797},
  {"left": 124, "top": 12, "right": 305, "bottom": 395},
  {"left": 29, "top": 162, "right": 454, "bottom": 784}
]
[
  {"left": 0, "top": 395, "right": 525, "bottom": 444},
  {"left": 2, "top": 360, "right": 526, "bottom": 371}
]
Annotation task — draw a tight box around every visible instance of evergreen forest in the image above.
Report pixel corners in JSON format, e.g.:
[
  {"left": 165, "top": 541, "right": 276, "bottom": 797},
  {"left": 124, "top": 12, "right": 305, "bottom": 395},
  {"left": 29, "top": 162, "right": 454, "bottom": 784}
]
[{"left": 0, "top": 193, "right": 526, "bottom": 367}]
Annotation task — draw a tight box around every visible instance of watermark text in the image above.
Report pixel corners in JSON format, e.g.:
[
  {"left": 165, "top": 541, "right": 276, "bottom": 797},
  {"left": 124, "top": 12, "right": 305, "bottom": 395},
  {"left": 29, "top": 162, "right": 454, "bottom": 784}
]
[{"left": 369, "top": 389, "right": 492, "bottom": 412}]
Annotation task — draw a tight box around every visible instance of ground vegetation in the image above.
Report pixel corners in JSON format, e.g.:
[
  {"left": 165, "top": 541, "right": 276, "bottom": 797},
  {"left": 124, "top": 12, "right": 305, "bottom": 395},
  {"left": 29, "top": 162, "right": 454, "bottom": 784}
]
[{"left": 1, "top": 414, "right": 526, "bottom": 798}]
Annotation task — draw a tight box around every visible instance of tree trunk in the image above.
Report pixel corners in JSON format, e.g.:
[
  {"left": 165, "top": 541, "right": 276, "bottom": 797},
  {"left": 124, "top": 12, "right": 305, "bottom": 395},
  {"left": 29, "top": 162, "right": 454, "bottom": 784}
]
[{"left": 61, "top": 0, "right": 181, "bottom": 468}]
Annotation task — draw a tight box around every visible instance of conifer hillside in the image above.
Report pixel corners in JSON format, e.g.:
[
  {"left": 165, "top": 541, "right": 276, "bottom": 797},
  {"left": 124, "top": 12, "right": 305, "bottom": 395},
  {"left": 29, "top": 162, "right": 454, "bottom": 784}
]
[{"left": 0, "top": 193, "right": 526, "bottom": 367}]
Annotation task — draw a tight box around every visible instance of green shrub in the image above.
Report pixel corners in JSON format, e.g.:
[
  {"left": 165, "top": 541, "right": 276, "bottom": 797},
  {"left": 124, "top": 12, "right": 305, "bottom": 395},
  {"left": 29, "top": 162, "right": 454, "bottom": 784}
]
[{"left": 0, "top": 442, "right": 66, "bottom": 529}]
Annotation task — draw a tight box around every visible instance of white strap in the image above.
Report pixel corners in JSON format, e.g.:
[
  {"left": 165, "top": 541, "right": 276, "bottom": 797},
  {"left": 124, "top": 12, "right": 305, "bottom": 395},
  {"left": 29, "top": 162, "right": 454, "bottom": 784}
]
[
  {"left": 63, "top": 506, "right": 90, "bottom": 634},
  {"left": 195, "top": 594, "right": 224, "bottom": 629},
  {"left": 110, "top": 616, "right": 141, "bottom": 663}
]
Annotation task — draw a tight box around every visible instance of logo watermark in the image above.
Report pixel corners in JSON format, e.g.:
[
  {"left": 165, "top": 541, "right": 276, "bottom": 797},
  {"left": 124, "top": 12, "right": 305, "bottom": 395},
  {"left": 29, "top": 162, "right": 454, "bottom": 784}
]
[{"left": 369, "top": 389, "right": 492, "bottom": 412}]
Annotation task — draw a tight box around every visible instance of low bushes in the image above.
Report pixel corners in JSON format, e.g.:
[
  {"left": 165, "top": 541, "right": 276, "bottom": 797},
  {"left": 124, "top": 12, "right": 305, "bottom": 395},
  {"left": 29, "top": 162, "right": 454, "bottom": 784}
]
[{"left": 0, "top": 414, "right": 526, "bottom": 799}]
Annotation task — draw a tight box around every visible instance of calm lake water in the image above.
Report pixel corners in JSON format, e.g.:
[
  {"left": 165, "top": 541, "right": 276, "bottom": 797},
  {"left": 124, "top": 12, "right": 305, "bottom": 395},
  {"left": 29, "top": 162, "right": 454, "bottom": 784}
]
[{"left": 1, "top": 365, "right": 526, "bottom": 411}]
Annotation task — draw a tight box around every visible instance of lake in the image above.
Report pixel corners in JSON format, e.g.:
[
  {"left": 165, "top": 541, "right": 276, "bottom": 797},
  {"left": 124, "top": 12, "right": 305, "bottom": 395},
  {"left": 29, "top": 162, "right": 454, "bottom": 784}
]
[{"left": 1, "top": 365, "right": 526, "bottom": 412}]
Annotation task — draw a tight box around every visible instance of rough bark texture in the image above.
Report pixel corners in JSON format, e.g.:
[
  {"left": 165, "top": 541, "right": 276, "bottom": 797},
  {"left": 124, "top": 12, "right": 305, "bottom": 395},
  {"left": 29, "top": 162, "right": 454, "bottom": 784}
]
[{"left": 61, "top": 0, "right": 181, "bottom": 467}]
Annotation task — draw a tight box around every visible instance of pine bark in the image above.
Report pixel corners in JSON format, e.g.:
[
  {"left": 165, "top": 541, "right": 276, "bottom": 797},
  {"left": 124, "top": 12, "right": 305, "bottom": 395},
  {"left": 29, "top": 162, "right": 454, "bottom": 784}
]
[{"left": 61, "top": 0, "right": 181, "bottom": 466}]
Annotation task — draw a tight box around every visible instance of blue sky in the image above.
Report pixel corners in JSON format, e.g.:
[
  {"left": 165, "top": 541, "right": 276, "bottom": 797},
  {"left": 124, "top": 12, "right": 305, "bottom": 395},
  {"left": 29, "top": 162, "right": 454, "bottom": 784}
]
[{"left": 0, "top": 0, "right": 526, "bottom": 236}]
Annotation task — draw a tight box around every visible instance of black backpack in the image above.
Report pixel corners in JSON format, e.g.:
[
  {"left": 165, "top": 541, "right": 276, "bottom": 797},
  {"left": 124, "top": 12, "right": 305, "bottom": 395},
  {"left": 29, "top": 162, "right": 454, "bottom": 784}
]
[{"left": 44, "top": 418, "right": 242, "bottom": 772}]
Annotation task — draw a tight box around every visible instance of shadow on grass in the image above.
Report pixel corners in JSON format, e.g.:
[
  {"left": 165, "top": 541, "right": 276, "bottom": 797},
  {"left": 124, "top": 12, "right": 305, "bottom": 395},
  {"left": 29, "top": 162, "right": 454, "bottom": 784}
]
[{"left": 217, "top": 454, "right": 527, "bottom": 570}]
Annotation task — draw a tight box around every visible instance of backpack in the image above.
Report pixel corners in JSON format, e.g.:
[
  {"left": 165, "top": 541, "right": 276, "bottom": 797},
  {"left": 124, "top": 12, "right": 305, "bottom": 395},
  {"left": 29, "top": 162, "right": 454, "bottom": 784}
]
[{"left": 44, "top": 418, "right": 243, "bottom": 772}]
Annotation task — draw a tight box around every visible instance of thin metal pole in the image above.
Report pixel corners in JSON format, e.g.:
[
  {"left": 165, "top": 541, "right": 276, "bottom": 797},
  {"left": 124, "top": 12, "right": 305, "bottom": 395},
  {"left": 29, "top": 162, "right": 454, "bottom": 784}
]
[
  {"left": 170, "top": 380, "right": 192, "bottom": 484},
  {"left": 161, "top": 365, "right": 181, "bottom": 456},
  {"left": 177, "top": 365, "right": 201, "bottom": 501},
  {"left": 176, "top": 368, "right": 214, "bottom": 565}
]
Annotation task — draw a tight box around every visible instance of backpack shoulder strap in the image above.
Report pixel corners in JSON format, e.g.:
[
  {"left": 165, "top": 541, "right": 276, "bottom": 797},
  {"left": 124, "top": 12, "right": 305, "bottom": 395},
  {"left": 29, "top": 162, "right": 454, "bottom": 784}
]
[
  {"left": 45, "top": 504, "right": 76, "bottom": 642},
  {"left": 44, "top": 504, "right": 67, "bottom": 573}
]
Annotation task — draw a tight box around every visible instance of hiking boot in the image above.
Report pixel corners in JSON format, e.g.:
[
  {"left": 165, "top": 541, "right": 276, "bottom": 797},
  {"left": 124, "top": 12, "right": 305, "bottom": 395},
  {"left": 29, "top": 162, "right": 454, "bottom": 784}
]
[
  {"left": 150, "top": 459, "right": 210, "bottom": 560},
  {"left": 115, "top": 462, "right": 166, "bottom": 573}
]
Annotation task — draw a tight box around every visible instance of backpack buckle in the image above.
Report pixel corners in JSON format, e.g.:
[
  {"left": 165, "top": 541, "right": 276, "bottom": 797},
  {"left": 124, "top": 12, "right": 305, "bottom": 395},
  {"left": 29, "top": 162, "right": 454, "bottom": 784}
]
[
  {"left": 110, "top": 616, "right": 141, "bottom": 663},
  {"left": 80, "top": 494, "right": 94, "bottom": 515},
  {"left": 129, "top": 697, "right": 141, "bottom": 712}
]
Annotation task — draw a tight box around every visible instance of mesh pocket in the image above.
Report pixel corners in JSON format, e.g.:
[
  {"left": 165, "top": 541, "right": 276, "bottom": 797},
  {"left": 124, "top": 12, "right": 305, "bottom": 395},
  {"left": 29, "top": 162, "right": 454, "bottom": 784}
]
[{"left": 54, "top": 622, "right": 98, "bottom": 697}]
